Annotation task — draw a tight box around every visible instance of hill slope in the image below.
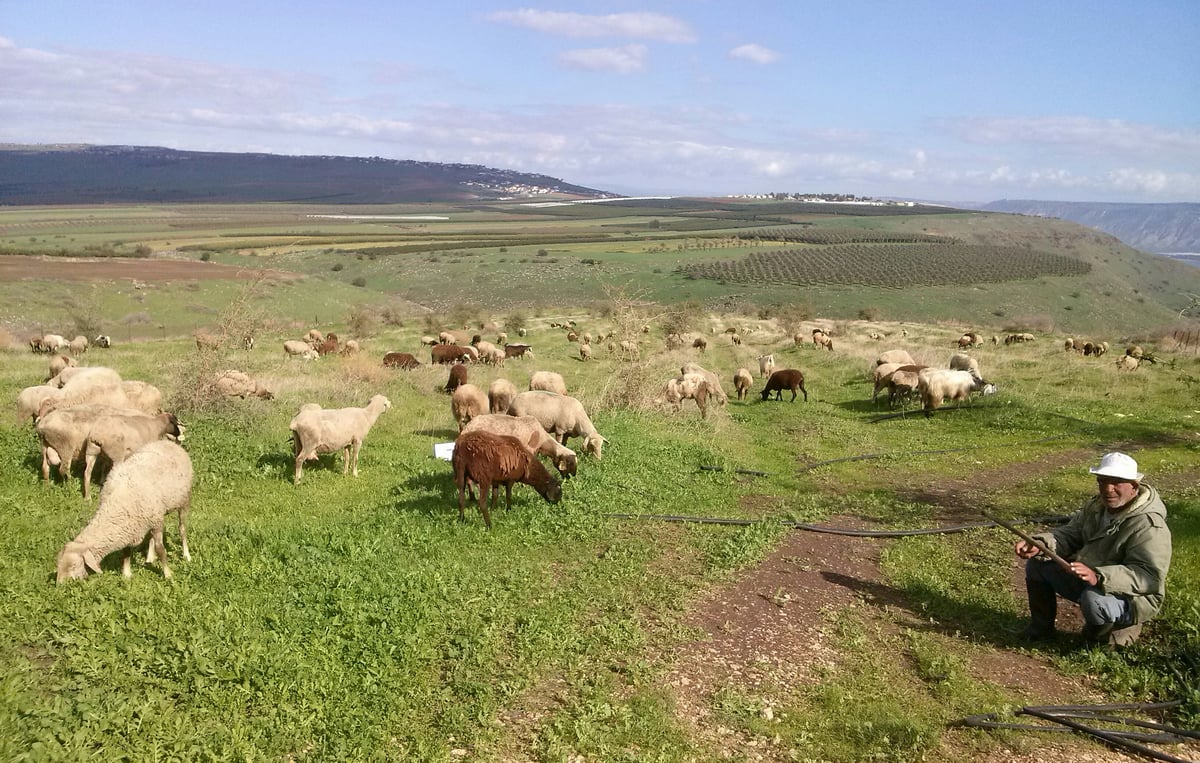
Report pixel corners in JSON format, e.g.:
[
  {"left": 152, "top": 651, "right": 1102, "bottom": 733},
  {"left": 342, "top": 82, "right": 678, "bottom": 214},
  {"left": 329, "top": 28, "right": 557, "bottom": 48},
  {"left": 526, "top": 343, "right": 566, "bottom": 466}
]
[
  {"left": 0, "top": 144, "right": 612, "bottom": 205},
  {"left": 981, "top": 199, "right": 1200, "bottom": 254}
]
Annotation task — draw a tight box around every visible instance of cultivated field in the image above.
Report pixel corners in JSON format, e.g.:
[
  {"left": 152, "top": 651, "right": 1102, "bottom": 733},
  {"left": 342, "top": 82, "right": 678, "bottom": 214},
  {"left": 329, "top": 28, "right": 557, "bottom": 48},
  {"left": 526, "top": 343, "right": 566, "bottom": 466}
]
[{"left": 1, "top": 200, "right": 1198, "bottom": 761}]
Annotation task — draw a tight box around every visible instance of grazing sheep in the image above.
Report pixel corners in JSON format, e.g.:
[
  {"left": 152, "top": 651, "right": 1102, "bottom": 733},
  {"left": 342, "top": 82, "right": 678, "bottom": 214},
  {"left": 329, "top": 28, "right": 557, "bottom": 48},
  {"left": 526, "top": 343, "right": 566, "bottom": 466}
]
[
  {"left": 665, "top": 373, "right": 711, "bottom": 418},
  {"left": 48, "top": 354, "right": 77, "bottom": 380},
  {"left": 450, "top": 384, "right": 488, "bottom": 431},
  {"left": 876, "top": 349, "right": 915, "bottom": 367},
  {"left": 529, "top": 371, "right": 567, "bottom": 396},
  {"left": 1064, "top": 337, "right": 1076, "bottom": 352},
  {"left": 757, "top": 354, "right": 775, "bottom": 379},
  {"left": 681, "top": 363, "right": 729, "bottom": 406},
  {"left": 692, "top": 336, "right": 707, "bottom": 353},
  {"left": 49, "top": 365, "right": 121, "bottom": 390},
  {"left": 731, "top": 333, "right": 742, "bottom": 346},
  {"left": 121, "top": 380, "right": 164, "bottom": 414},
  {"left": 880, "top": 364, "right": 929, "bottom": 407},
  {"left": 284, "top": 340, "right": 319, "bottom": 360},
  {"left": 56, "top": 440, "right": 193, "bottom": 583},
  {"left": 566, "top": 331, "right": 578, "bottom": 343},
  {"left": 760, "top": 369, "right": 808, "bottom": 402},
  {"left": 39, "top": 367, "right": 132, "bottom": 417},
  {"left": 306, "top": 329, "right": 325, "bottom": 345},
  {"left": 956, "top": 334, "right": 973, "bottom": 349},
  {"left": 289, "top": 395, "right": 391, "bottom": 484},
  {"left": 664, "top": 333, "right": 683, "bottom": 349},
  {"left": 35, "top": 404, "right": 157, "bottom": 489},
  {"left": 445, "top": 363, "right": 468, "bottom": 394},
  {"left": 792, "top": 332, "right": 805, "bottom": 347},
  {"left": 93, "top": 334, "right": 112, "bottom": 349},
  {"left": 451, "top": 430, "right": 563, "bottom": 530},
  {"left": 812, "top": 332, "right": 834, "bottom": 351},
  {"left": 871, "top": 363, "right": 904, "bottom": 404},
  {"left": 517, "top": 327, "right": 527, "bottom": 338},
  {"left": 16, "top": 384, "right": 62, "bottom": 425},
  {"left": 81, "top": 410, "right": 185, "bottom": 500},
  {"left": 619, "top": 339, "right": 640, "bottom": 359},
  {"left": 488, "top": 378, "right": 519, "bottom": 415},
  {"left": 437, "top": 331, "right": 457, "bottom": 345},
  {"left": 507, "top": 391, "right": 606, "bottom": 459},
  {"left": 582, "top": 332, "right": 591, "bottom": 345},
  {"left": 917, "top": 368, "right": 996, "bottom": 416},
  {"left": 948, "top": 353, "right": 982, "bottom": 379},
  {"left": 579, "top": 343, "right": 593, "bottom": 361},
  {"left": 241, "top": 334, "right": 255, "bottom": 351},
  {"left": 315, "top": 333, "right": 339, "bottom": 356},
  {"left": 733, "top": 368, "right": 754, "bottom": 401},
  {"left": 420, "top": 335, "right": 438, "bottom": 346},
  {"left": 1116, "top": 354, "right": 1141, "bottom": 371},
  {"left": 37, "top": 334, "right": 69, "bottom": 353},
  {"left": 340, "top": 339, "right": 360, "bottom": 356},
  {"left": 462, "top": 413, "right": 577, "bottom": 478},
  {"left": 432, "top": 344, "right": 473, "bottom": 365},
  {"left": 69, "top": 335, "right": 89, "bottom": 356},
  {"left": 213, "top": 370, "right": 273, "bottom": 400},
  {"left": 504, "top": 343, "right": 534, "bottom": 360},
  {"left": 382, "top": 351, "right": 421, "bottom": 369},
  {"left": 497, "top": 332, "right": 508, "bottom": 345},
  {"left": 1126, "top": 345, "right": 1145, "bottom": 359}
]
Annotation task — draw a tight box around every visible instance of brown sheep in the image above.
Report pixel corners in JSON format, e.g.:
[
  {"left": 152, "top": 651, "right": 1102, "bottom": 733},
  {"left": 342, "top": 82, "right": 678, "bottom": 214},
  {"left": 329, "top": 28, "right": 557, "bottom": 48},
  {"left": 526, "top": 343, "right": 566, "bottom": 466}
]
[
  {"left": 760, "top": 369, "right": 808, "bottom": 402},
  {"left": 692, "top": 336, "right": 707, "bottom": 353},
  {"left": 451, "top": 430, "right": 563, "bottom": 529},
  {"left": 382, "top": 352, "right": 421, "bottom": 369},
  {"left": 503, "top": 343, "right": 534, "bottom": 360},
  {"left": 432, "top": 344, "right": 473, "bottom": 365},
  {"left": 445, "top": 363, "right": 467, "bottom": 394},
  {"left": 315, "top": 333, "right": 339, "bottom": 356}
]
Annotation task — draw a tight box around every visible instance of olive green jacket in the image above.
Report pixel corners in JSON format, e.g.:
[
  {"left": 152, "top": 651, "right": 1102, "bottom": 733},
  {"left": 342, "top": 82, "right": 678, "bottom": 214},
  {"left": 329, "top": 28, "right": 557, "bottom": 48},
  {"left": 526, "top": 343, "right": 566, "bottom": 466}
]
[{"left": 1033, "top": 485, "right": 1172, "bottom": 623}]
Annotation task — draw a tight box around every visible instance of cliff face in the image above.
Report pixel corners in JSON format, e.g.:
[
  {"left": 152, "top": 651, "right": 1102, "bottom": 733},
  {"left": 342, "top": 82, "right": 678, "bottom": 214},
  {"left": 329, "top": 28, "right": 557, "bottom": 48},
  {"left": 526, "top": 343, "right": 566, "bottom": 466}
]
[{"left": 981, "top": 200, "right": 1200, "bottom": 254}]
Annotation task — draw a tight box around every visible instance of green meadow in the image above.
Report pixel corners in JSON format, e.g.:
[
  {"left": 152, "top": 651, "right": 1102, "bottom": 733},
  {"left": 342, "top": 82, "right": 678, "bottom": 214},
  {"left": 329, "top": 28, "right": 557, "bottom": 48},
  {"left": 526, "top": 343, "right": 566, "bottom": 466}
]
[{"left": 1, "top": 199, "right": 1198, "bottom": 761}]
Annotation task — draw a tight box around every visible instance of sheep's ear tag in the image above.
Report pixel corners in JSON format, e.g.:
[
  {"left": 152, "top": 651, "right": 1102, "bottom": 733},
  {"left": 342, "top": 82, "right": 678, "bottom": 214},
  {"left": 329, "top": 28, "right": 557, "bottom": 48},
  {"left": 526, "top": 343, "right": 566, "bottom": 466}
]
[{"left": 83, "top": 549, "right": 103, "bottom": 573}]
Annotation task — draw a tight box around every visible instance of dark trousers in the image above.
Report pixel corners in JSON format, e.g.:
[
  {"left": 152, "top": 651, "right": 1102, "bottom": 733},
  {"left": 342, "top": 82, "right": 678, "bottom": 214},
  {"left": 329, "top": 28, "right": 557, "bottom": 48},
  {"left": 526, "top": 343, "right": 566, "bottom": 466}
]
[{"left": 1025, "top": 558, "right": 1132, "bottom": 630}]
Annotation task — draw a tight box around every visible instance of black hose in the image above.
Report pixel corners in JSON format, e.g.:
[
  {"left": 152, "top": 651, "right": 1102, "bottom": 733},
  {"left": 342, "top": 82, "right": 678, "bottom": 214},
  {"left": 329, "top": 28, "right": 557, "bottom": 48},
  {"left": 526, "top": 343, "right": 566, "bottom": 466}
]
[
  {"left": 605, "top": 513, "right": 1071, "bottom": 537},
  {"left": 1022, "top": 707, "right": 1198, "bottom": 763}
]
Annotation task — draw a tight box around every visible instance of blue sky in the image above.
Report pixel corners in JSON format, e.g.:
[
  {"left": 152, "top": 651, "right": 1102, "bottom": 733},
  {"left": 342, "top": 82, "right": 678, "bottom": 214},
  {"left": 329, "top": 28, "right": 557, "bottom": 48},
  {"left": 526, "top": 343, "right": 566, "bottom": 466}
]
[{"left": 2, "top": 1, "right": 1197, "bottom": 202}]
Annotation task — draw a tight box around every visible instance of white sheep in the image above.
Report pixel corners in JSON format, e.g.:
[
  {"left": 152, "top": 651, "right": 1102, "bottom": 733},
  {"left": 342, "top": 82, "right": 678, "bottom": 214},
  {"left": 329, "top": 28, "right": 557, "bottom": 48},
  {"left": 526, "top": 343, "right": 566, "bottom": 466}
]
[
  {"left": 733, "top": 368, "right": 754, "bottom": 401},
  {"left": 16, "top": 384, "right": 63, "bottom": 425},
  {"left": 917, "top": 368, "right": 996, "bottom": 415},
  {"left": 461, "top": 413, "right": 578, "bottom": 478},
  {"left": 507, "top": 391, "right": 606, "bottom": 460},
  {"left": 948, "top": 352, "right": 981, "bottom": 379},
  {"left": 340, "top": 339, "right": 361, "bottom": 355},
  {"left": 756, "top": 354, "right": 775, "bottom": 378},
  {"left": 306, "top": 329, "right": 325, "bottom": 345},
  {"left": 81, "top": 410, "right": 185, "bottom": 500},
  {"left": 121, "top": 380, "right": 163, "bottom": 414},
  {"left": 56, "top": 440, "right": 193, "bottom": 583},
  {"left": 681, "top": 363, "right": 729, "bottom": 406},
  {"left": 876, "top": 349, "right": 914, "bottom": 367},
  {"left": 289, "top": 395, "right": 391, "bottom": 484},
  {"left": 579, "top": 343, "right": 593, "bottom": 361},
  {"left": 69, "top": 335, "right": 89, "bottom": 356},
  {"left": 39, "top": 334, "right": 69, "bottom": 353},
  {"left": 213, "top": 370, "right": 274, "bottom": 400},
  {"left": 529, "top": 370, "right": 567, "bottom": 396},
  {"left": 36, "top": 404, "right": 142, "bottom": 487},
  {"left": 93, "top": 334, "right": 112, "bottom": 349},
  {"left": 665, "top": 373, "right": 711, "bottom": 417},
  {"left": 450, "top": 384, "right": 488, "bottom": 431},
  {"left": 48, "top": 354, "right": 77, "bottom": 379},
  {"left": 40, "top": 367, "right": 132, "bottom": 417},
  {"left": 488, "top": 378, "right": 519, "bottom": 415},
  {"left": 284, "top": 339, "right": 319, "bottom": 360}
]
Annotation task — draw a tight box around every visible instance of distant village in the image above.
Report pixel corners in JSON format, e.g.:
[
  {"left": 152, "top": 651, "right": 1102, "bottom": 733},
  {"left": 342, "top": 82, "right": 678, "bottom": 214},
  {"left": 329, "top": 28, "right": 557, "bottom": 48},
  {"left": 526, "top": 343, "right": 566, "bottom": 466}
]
[{"left": 727, "top": 192, "right": 916, "bottom": 206}]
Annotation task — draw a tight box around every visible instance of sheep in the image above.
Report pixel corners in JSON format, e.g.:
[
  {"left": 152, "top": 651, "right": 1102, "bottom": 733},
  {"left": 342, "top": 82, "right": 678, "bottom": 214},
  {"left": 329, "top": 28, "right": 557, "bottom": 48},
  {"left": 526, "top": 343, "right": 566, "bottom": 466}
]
[
  {"left": 665, "top": 373, "right": 711, "bottom": 417},
  {"left": 497, "top": 332, "right": 508, "bottom": 345},
  {"left": 760, "top": 369, "right": 808, "bottom": 402},
  {"left": 93, "top": 334, "right": 112, "bottom": 349},
  {"left": 956, "top": 334, "right": 973, "bottom": 349},
  {"left": 339, "top": 339, "right": 360, "bottom": 356},
  {"left": 504, "top": 343, "right": 534, "bottom": 360},
  {"left": 1064, "top": 338, "right": 1076, "bottom": 352},
  {"left": 876, "top": 349, "right": 915, "bottom": 367},
  {"left": 1116, "top": 354, "right": 1141, "bottom": 371},
  {"left": 692, "top": 336, "right": 707, "bottom": 353},
  {"left": 437, "top": 330, "right": 457, "bottom": 345},
  {"left": 419, "top": 335, "right": 438, "bottom": 346},
  {"left": 757, "top": 354, "right": 775, "bottom": 378},
  {"left": 69, "top": 335, "right": 89, "bottom": 356},
  {"left": 306, "top": 329, "right": 325, "bottom": 345},
  {"left": 35, "top": 404, "right": 145, "bottom": 487},
  {"left": 50, "top": 365, "right": 121, "bottom": 390},
  {"left": 48, "top": 354, "right": 77, "bottom": 380},
  {"left": 948, "top": 353, "right": 981, "bottom": 379},
  {"left": 445, "top": 363, "right": 468, "bottom": 394},
  {"left": 871, "top": 363, "right": 904, "bottom": 404},
  {"left": 289, "top": 395, "right": 391, "bottom": 484},
  {"left": 39, "top": 367, "right": 132, "bottom": 417},
  {"left": 56, "top": 440, "right": 193, "bottom": 583},
  {"left": 80, "top": 410, "right": 185, "bottom": 500},
  {"left": 284, "top": 340, "right": 318, "bottom": 360},
  {"left": 462, "top": 413, "right": 577, "bottom": 478},
  {"left": 733, "top": 368, "right": 754, "bottom": 401},
  {"left": 582, "top": 332, "right": 591, "bottom": 345},
  {"left": 432, "top": 344, "right": 473, "bottom": 365},
  {"left": 917, "top": 368, "right": 996, "bottom": 416},
  {"left": 16, "top": 384, "right": 62, "bottom": 425},
  {"left": 121, "top": 381, "right": 164, "bottom": 414},
  {"left": 529, "top": 371, "right": 567, "bottom": 396},
  {"left": 315, "top": 333, "right": 339, "bottom": 356},
  {"left": 450, "top": 384, "right": 488, "bottom": 431},
  {"left": 241, "top": 334, "right": 255, "bottom": 351},
  {"left": 488, "top": 378, "right": 519, "bottom": 415},
  {"left": 507, "top": 391, "right": 606, "bottom": 459},
  {"left": 473, "top": 339, "right": 499, "bottom": 360},
  {"left": 812, "top": 333, "right": 834, "bottom": 351},
  {"left": 879, "top": 364, "right": 930, "bottom": 407},
  {"left": 213, "top": 370, "right": 273, "bottom": 400},
  {"left": 566, "top": 331, "right": 578, "bottom": 343},
  {"left": 451, "top": 430, "right": 562, "bottom": 530},
  {"left": 731, "top": 333, "right": 742, "bottom": 346},
  {"left": 382, "top": 351, "right": 421, "bottom": 369},
  {"left": 792, "top": 333, "right": 805, "bottom": 347},
  {"left": 681, "top": 363, "right": 729, "bottom": 406},
  {"left": 1126, "top": 345, "right": 1145, "bottom": 359},
  {"left": 38, "top": 334, "right": 68, "bottom": 353},
  {"left": 517, "top": 327, "right": 527, "bottom": 338},
  {"left": 579, "top": 343, "right": 593, "bottom": 361}
]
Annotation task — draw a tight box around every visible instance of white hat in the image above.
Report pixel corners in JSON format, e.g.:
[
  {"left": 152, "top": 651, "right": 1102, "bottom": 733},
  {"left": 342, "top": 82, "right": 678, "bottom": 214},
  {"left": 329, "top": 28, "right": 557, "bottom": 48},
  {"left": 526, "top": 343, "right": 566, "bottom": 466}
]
[{"left": 1089, "top": 452, "right": 1144, "bottom": 482}]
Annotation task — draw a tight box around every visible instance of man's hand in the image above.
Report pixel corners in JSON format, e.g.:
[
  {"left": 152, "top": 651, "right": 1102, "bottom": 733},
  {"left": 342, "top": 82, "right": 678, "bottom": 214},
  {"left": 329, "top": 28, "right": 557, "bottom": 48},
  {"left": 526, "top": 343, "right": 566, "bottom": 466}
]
[
  {"left": 1015, "top": 539, "right": 1040, "bottom": 559},
  {"left": 1070, "top": 562, "right": 1098, "bottom": 586}
]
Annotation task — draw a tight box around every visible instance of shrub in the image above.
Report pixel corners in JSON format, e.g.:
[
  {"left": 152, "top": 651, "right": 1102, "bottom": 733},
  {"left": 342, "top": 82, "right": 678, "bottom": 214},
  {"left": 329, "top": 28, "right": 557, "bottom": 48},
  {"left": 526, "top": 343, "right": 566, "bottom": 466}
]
[
  {"left": 347, "top": 305, "right": 380, "bottom": 337},
  {"left": 331, "top": 263, "right": 344, "bottom": 272},
  {"left": 351, "top": 277, "right": 367, "bottom": 288}
]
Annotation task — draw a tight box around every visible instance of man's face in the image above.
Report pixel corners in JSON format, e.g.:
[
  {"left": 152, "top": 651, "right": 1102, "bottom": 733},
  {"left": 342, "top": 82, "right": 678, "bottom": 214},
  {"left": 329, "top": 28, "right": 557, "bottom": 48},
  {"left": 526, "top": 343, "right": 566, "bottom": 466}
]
[{"left": 1098, "top": 478, "right": 1139, "bottom": 510}]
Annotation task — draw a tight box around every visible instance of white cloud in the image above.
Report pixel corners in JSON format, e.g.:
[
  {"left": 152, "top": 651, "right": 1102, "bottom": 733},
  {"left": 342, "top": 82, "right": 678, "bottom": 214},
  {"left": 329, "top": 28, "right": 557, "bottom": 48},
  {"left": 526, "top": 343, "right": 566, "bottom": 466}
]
[
  {"left": 953, "top": 116, "right": 1200, "bottom": 162},
  {"left": 487, "top": 9, "right": 695, "bottom": 42},
  {"left": 729, "top": 44, "right": 780, "bottom": 65},
  {"left": 558, "top": 45, "right": 646, "bottom": 74}
]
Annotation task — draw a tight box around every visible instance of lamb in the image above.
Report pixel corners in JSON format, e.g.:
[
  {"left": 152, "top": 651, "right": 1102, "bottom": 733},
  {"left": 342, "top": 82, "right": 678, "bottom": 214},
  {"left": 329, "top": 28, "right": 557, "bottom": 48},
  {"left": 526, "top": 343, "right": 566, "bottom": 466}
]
[
  {"left": 450, "top": 384, "right": 488, "bottom": 431},
  {"left": 756, "top": 354, "right": 775, "bottom": 378},
  {"left": 383, "top": 351, "right": 421, "bottom": 369},
  {"left": 50, "top": 365, "right": 121, "bottom": 390},
  {"left": 461, "top": 413, "right": 578, "bottom": 478},
  {"left": 93, "top": 334, "right": 111, "bottom": 349},
  {"left": 432, "top": 344, "right": 473, "bottom": 365},
  {"left": 529, "top": 370, "right": 567, "bottom": 395},
  {"left": 948, "top": 353, "right": 981, "bottom": 379},
  {"left": 497, "top": 332, "right": 508, "bottom": 345},
  {"left": 69, "top": 335, "right": 89, "bottom": 356},
  {"left": 451, "top": 430, "right": 563, "bottom": 530},
  {"left": 284, "top": 339, "right": 319, "bottom": 360},
  {"left": 488, "top": 378, "right": 519, "bottom": 414},
  {"left": 289, "top": 394, "right": 391, "bottom": 484},
  {"left": 879, "top": 364, "right": 929, "bottom": 407},
  {"left": 504, "top": 343, "right": 534, "bottom": 360},
  {"left": 917, "top": 368, "right": 996, "bottom": 416},
  {"left": 339, "top": 339, "right": 360, "bottom": 355},
  {"left": 1064, "top": 338, "right": 1076, "bottom": 352},
  {"left": 681, "top": 363, "right": 729, "bottom": 406},
  {"left": 81, "top": 410, "right": 185, "bottom": 500},
  {"left": 213, "top": 370, "right": 274, "bottom": 400},
  {"left": 760, "top": 369, "right": 808, "bottom": 402},
  {"left": 445, "top": 363, "right": 468, "bottom": 393},
  {"left": 48, "top": 354, "right": 77, "bottom": 380},
  {"left": 876, "top": 349, "right": 915, "bottom": 367},
  {"left": 507, "top": 391, "right": 607, "bottom": 459},
  {"left": 56, "top": 440, "right": 193, "bottom": 583},
  {"left": 733, "top": 368, "right": 754, "bottom": 401},
  {"left": 792, "top": 333, "right": 805, "bottom": 347},
  {"left": 665, "top": 373, "right": 711, "bottom": 417}
]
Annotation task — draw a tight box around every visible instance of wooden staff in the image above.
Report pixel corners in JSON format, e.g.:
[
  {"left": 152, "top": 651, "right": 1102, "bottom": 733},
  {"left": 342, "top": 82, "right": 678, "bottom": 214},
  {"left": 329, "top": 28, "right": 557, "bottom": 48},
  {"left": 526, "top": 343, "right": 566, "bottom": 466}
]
[{"left": 984, "top": 512, "right": 1074, "bottom": 573}]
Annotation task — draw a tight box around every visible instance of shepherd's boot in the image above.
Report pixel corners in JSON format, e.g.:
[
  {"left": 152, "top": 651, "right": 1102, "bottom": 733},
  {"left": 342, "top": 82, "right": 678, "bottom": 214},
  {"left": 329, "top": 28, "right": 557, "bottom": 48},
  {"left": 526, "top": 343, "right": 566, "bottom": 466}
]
[{"left": 1023, "top": 579, "right": 1058, "bottom": 641}]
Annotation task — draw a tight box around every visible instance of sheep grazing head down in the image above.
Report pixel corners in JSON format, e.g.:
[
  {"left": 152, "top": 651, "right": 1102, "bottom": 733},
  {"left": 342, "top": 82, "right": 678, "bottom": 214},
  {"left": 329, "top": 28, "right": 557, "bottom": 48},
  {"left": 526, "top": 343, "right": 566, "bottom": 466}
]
[{"left": 56, "top": 541, "right": 101, "bottom": 582}]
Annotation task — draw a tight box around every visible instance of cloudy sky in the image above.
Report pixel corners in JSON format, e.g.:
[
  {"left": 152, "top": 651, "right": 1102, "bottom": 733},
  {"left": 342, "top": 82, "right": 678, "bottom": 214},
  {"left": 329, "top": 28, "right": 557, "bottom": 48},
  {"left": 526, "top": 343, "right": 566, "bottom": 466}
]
[{"left": 2, "top": 1, "right": 1197, "bottom": 202}]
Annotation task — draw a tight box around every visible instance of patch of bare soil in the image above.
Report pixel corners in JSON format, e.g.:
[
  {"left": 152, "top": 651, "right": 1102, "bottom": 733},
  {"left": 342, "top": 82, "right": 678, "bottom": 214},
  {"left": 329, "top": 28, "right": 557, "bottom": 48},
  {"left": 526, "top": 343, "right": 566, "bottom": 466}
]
[{"left": 0, "top": 254, "right": 298, "bottom": 282}]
